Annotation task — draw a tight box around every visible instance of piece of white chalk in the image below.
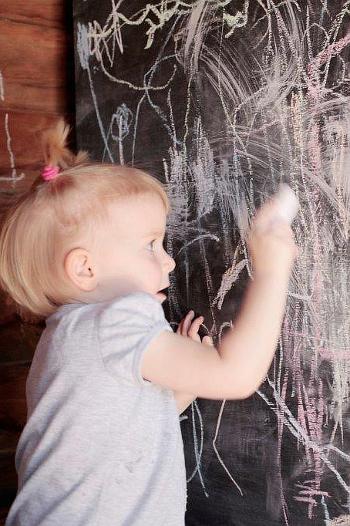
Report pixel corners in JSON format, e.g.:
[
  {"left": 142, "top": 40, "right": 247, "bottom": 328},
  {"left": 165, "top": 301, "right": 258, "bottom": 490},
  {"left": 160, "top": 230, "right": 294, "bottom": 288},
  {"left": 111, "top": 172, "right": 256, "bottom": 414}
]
[{"left": 274, "top": 184, "right": 299, "bottom": 224}]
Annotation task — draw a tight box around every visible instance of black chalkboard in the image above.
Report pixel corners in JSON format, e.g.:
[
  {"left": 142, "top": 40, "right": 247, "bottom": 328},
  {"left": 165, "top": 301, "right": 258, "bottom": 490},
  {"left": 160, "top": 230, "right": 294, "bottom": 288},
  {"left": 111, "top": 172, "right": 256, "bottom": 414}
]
[{"left": 73, "top": 2, "right": 350, "bottom": 524}]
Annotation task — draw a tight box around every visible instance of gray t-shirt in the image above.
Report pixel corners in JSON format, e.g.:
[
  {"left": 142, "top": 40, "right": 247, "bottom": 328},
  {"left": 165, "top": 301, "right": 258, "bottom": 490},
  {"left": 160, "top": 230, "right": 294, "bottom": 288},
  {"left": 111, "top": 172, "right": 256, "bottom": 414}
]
[{"left": 6, "top": 293, "right": 187, "bottom": 526}]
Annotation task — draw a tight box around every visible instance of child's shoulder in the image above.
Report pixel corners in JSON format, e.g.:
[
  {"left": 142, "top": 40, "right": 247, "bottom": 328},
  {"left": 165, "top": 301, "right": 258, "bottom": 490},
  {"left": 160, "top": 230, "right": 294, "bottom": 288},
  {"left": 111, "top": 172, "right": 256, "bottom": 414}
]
[
  {"left": 48, "top": 291, "right": 161, "bottom": 321},
  {"left": 45, "top": 292, "right": 168, "bottom": 346},
  {"left": 95, "top": 292, "right": 167, "bottom": 328}
]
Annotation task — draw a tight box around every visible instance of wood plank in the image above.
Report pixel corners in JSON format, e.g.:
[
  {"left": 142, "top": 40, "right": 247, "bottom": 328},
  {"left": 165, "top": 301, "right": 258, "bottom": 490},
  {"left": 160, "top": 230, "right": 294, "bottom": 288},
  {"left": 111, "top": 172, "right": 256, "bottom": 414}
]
[
  {"left": 0, "top": 364, "right": 27, "bottom": 516},
  {"left": 0, "top": 19, "right": 68, "bottom": 84},
  {"left": 0, "top": 504, "right": 10, "bottom": 525},
  {"left": 0, "top": 291, "right": 16, "bottom": 326},
  {"left": 0, "top": 453, "right": 17, "bottom": 489},
  {"left": 0, "top": 362, "right": 28, "bottom": 456},
  {"left": 0, "top": 318, "right": 40, "bottom": 363},
  {"left": 0, "top": 453, "right": 17, "bottom": 515},
  {"left": 0, "top": 0, "right": 69, "bottom": 29},
  {"left": 0, "top": 362, "right": 29, "bottom": 413},
  {"left": 0, "top": 169, "right": 42, "bottom": 209},
  {"left": 0, "top": 429, "right": 20, "bottom": 453},
  {"left": 0, "top": 167, "right": 53, "bottom": 197},
  {"left": 0, "top": 363, "right": 29, "bottom": 519},
  {"left": 0, "top": 19, "right": 72, "bottom": 113},
  {"left": 1, "top": 79, "right": 72, "bottom": 115}
]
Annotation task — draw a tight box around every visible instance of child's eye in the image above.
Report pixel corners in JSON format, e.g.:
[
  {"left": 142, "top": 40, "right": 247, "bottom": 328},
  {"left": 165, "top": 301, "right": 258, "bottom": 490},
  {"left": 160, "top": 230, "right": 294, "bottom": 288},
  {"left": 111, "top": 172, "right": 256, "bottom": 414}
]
[{"left": 146, "top": 240, "right": 156, "bottom": 251}]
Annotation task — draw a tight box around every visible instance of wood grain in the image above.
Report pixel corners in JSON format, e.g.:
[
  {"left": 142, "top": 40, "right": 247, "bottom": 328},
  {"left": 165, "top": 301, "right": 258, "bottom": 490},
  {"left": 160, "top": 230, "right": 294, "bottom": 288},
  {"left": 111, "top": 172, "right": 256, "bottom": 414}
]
[
  {"left": 0, "top": 18, "right": 73, "bottom": 113},
  {"left": 0, "top": 0, "right": 69, "bottom": 28}
]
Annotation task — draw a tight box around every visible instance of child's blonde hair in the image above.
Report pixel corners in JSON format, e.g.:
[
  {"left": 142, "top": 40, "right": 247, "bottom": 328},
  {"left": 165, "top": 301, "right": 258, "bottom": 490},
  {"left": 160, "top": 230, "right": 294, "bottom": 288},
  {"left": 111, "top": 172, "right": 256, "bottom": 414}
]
[{"left": 0, "top": 120, "right": 169, "bottom": 318}]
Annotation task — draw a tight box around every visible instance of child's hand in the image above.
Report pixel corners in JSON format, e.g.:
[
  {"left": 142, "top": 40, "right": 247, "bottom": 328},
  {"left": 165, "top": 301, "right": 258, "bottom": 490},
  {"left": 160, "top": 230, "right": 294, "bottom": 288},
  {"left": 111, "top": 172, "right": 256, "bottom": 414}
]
[
  {"left": 248, "top": 199, "right": 298, "bottom": 280},
  {"left": 177, "top": 310, "right": 213, "bottom": 346}
]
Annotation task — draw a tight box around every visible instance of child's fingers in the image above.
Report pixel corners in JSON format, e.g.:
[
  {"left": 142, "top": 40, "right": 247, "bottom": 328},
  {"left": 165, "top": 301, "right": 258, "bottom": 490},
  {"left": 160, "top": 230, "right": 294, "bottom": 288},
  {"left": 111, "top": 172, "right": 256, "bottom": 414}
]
[
  {"left": 253, "top": 199, "right": 284, "bottom": 233},
  {"left": 176, "top": 319, "right": 183, "bottom": 334},
  {"left": 177, "top": 313, "right": 214, "bottom": 346},
  {"left": 203, "top": 335, "right": 214, "bottom": 346},
  {"left": 182, "top": 310, "right": 195, "bottom": 336},
  {"left": 177, "top": 312, "right": 211, "bottom": 343},
  {"left": 252, "top": 200, "right": 275, "bottom": 228},
  {"left": 176, "top": 310, "right": 195, "bottom": 337},
  {"left": 188, "top": 316, "right": 204, "bottom": 339},
  {"left": 176, "top": 318, "right": 184, "bottom": 334}
]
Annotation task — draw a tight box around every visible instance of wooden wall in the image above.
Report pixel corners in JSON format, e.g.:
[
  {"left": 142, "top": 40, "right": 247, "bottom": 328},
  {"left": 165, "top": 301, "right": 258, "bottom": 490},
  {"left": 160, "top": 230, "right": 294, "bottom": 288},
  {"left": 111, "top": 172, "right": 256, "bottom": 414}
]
[{"left": 0, "top": 1, "right": 74, "bottom": 522}]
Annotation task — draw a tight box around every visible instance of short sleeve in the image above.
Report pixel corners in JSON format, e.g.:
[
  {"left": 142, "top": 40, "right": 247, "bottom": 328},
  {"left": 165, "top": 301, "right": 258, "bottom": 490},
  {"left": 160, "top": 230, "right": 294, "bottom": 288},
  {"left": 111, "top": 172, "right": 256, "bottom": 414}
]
[{"left": 97, "top": 292, "right": 172, "bottom": 386}]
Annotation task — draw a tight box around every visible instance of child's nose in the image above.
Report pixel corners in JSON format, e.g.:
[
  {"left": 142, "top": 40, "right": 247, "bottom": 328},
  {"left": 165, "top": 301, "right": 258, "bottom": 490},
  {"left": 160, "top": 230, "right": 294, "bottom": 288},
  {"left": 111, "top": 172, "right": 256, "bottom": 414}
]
[{"left": 164, "top": 253, "right": 176, "bottom": 272}]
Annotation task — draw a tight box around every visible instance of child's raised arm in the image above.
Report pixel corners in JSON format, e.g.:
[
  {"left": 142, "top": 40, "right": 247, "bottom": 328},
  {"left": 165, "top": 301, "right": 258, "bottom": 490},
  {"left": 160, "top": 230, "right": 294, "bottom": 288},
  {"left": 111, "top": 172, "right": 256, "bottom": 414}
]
[{"left": 141, "top": 198, "right": 297, "bottom": 400}]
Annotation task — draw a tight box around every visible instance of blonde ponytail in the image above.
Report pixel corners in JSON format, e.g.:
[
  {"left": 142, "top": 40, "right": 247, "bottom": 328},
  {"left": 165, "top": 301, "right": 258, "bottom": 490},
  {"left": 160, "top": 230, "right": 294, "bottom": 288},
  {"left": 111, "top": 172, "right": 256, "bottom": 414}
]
[{"left": 41, "top": 119, "right": 88, "bottom": 171}]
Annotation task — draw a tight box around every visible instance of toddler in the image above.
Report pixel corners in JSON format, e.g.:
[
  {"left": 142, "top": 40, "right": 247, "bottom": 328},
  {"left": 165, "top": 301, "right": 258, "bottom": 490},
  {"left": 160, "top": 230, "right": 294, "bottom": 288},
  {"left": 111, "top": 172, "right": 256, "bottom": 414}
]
[{"left": 0, "top": 121, "right": 296, "bottom": 525}]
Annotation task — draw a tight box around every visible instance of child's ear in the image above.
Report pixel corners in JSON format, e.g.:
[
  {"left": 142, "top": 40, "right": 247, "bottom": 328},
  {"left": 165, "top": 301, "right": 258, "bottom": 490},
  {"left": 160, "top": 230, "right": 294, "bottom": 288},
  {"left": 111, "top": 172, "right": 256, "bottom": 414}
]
[{"left": 64, "top": 248, "right": 98, "bottom": 292}]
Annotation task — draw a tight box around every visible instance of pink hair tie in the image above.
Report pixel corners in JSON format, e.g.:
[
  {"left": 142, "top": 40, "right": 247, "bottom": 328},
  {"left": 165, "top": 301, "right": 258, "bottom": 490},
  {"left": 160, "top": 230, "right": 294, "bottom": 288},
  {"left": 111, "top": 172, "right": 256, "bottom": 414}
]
[{"left": 41, "top": 165, "right": 59, "bottom": 181}]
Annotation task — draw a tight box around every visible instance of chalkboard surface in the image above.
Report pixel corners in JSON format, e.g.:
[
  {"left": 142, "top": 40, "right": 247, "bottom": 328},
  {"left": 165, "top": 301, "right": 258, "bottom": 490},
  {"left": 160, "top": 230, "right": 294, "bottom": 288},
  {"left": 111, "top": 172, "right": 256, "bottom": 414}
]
[{"left": 73, "top": 2, "right": 350, "bottom": 524}]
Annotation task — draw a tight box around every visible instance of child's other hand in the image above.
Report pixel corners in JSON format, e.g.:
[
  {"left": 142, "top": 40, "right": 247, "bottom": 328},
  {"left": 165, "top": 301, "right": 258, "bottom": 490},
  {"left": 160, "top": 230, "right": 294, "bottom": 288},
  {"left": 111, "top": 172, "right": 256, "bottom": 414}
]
[
  {"left": 177, "top": 310, "right": 213, "bottom": 346},
  {"left": 248, "top": 199, "right": 298, "bottom": 280}
]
